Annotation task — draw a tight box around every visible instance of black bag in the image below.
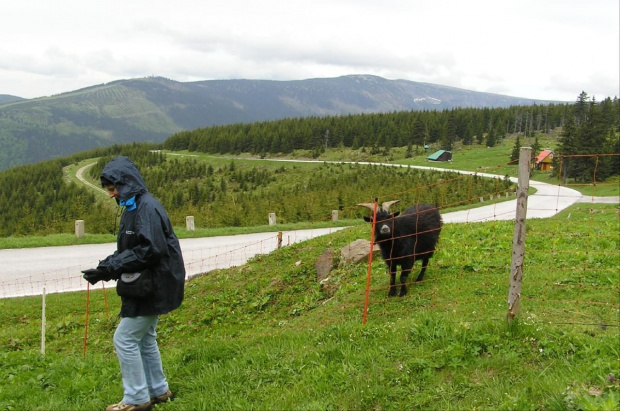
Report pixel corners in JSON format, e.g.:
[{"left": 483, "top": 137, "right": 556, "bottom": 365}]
[{"left": 116, "top": 269, "right": 154, "bottom": 298}]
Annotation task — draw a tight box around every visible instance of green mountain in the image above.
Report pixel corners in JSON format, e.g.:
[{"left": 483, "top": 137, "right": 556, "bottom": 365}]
[
  {"left": 0, "top": 95, "right": 24, "bottom": 105},
  {"left": 0, "top": 75, "right": 559, "bottom": 171}
]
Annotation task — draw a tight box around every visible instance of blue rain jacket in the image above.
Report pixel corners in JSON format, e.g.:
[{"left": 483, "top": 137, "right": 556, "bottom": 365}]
[{"left": 97, "top": 156, "right": 185, "bottom": 317}]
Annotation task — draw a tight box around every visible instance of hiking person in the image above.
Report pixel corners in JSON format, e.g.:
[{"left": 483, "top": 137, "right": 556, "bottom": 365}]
[{"left": 82, "top": 156, "right": 185, "bottom": 411}]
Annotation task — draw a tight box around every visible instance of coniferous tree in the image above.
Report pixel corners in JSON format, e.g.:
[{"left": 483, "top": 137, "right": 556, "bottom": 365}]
[
  {"left": 412, "top": 116, "right": 426, "bottom": 151},
  {"left": 486, "top": 126, "right": 497, "bottom": 147},
  {"left": 556, "top": 92, "right": 619, "bottom": 183},
  {"left": 441, "top": 115, "right": 457, "bottom": 150},
  {"left": 405, "top": 144, "right": 413, "bottom": 158},
  {"left": 511, "top": 134, "right": 522, "bottom": 162},
  {"left": 531, "top": 135, "right": 541, "bottom": 159},
  {"left": 574, "top": 91, "right": 589, "bottom": 125},
  {"left": 558, "top": 115, "right": 579, "bottom": 184}
]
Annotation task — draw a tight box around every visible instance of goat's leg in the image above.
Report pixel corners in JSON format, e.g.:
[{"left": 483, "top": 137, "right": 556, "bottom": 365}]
[
  {"left": 415, "top": 257, "right": 430, "bottom": 282},
  {"left": 399, "top": 260, "right": 414, "bottom": 297},
  {"left": 388, "top": 262, "right": 397, "bottom": 297}
]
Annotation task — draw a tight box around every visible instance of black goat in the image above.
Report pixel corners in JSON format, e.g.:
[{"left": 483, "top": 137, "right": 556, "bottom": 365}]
[{"left": 359, "top": 200, "right": 442, "bottom": 297}]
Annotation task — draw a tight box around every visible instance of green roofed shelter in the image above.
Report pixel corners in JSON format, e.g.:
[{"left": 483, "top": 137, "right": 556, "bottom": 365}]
[{"left": 427, "top": 150, "right": 452, "bottom": 162}]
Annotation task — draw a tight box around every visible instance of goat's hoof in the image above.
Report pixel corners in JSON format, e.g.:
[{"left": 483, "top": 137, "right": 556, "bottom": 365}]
[
  {"left": 399, "top": 290, "right": 408, "bottom": 297},
  {"left": 388, "top": 288, "right": 397, "bottom": 297}
]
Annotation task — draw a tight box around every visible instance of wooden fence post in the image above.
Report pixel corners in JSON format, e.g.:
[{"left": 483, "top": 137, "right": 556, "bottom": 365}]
[{"left": 507, "top": 147, "right": 531, "bottom": 321}]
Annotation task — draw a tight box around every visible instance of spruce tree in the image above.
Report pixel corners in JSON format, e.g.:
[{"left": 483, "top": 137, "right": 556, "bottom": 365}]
[
  {"left": 558, "top": 115, "right": 579, "bottom": 184},
  {"left": 511, "top": 134, "right": 522, "bottom": 162},
  {"left": 531, "top": 135, "right": 541, "bottom": 159},
  {"left": 412, "top": 116, "right": 426, "bottom": 150},
  {"left": 486, "top": 126, "right": 497, "bottom": 147}
]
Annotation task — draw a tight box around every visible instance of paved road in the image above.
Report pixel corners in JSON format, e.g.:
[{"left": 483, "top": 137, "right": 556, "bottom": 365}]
[
  {"left": 76, "top": 162, "right": 107, "bottom": 195},
  {"left": 441, "top": 173, "right": 585, "bottom": 223},
  {"left": 2, "top": 161, "right": 617, "bottom": 299},
  {"left": 0, "top": 228, "right": 346, "bottom": 298}
]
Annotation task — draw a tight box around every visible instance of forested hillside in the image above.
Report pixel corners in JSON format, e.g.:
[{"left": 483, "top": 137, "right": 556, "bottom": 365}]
[
  {"left": 0, "top": 94, "right": 617, "bottom": 238},
  {"left": 0, "top": 158, "right": 111, "bottom": 237},
  {"left": 0, "top": 83, "right": 179, "bottom": 172},
  {"left": 0, "top": 141, "right": 511, "bottom": 238}
]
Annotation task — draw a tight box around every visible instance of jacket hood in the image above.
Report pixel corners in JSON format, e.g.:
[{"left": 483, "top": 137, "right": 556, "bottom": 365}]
[{"left": 100, "top": 156, "right": 148, "bottom": 200}]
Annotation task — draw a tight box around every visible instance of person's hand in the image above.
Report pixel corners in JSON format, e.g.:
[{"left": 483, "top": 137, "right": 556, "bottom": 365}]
[{"left": 82, "top": 268, "right": 106, "bottom": 285}]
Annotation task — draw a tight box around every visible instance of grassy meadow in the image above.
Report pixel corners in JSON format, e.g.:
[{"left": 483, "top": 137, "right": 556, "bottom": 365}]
[{"left": 1, "top": 202, "right": 618, "bottom": 410}]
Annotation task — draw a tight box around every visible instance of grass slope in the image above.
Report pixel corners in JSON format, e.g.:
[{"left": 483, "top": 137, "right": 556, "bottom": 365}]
[{"left": 1, "top": 203, "right": 618, "bottom": 410}]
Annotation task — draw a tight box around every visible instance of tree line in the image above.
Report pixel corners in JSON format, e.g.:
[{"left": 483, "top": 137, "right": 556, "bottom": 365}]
[
  {"left": 163, "top": 102, "right": 582, "bottom": 156},
  {"left": 557, "top": 92, "right": 619, "bottom": 182}
]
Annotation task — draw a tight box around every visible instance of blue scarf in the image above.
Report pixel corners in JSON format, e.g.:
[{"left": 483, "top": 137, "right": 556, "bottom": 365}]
[{"left": 119, "top": 196, "right": 137, "bottom": 211}]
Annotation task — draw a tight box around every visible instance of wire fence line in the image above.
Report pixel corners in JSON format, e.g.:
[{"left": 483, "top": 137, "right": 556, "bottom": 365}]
[
  {"left": 0, "top": 228, "right": 345, "bottom": 299},
  {"left": 354, "top": 150, "right": 618, "bottom": 328}
]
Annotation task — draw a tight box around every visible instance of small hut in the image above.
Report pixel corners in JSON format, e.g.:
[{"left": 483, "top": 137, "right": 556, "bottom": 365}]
[
  {"left": 535, "top": 150, "right": 554, "bottom": 171},
  {"left": 427, "top": 150, "right": 452, "bottom": 162}
]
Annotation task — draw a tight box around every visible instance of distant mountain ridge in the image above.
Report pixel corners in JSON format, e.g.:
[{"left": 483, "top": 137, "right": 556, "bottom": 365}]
[
  {"left": 0, "top": 74, "right": 559, "bottom": 171},
  {"left": 0, "top": 95, "right": 24, "bottom": 105}
]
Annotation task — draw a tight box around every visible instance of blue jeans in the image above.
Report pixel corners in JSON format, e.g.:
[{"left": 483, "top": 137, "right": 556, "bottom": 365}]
[{"left": 113, "top": 316, "right": 169, "bottom": 405}]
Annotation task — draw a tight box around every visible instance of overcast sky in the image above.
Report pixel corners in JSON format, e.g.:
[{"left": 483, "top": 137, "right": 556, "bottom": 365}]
[{"left": 1, "top": 0, "right": 618, "bottom": 102}]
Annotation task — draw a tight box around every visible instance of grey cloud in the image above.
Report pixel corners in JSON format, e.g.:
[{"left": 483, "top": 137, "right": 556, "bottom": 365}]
[
  {"left": 0, "top": 49, "right": 83, "bottom": 77},
  {"left": 165, "top": 26, "right": 459, "bottom": 81}
]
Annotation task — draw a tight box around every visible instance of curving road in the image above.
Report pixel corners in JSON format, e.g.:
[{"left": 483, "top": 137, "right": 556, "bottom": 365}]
[{"left": 76, "top": 162, "right": 107, "bottom": 195}]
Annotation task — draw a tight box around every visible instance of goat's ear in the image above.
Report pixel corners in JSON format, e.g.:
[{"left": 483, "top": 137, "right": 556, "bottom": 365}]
[
  {"left": 363, "top": 216, "right": 373, "bottom": 223},
  {"left": 392, "top": 211, "right": 400, "bottom": 218}
]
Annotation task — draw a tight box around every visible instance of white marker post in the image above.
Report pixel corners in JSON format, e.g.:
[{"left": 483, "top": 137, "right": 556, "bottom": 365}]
[{"left": 41, "top": 287, "right": 46, "bottom": 355}]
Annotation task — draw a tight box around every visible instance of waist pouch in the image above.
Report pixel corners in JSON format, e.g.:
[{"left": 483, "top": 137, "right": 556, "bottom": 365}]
[{"left": 117, "top": 270, "right": 154, "bottom": 298}]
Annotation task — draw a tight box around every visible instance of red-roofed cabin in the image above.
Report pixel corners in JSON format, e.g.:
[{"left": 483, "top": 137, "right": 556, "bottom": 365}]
[{"left": 536, "top": 150, "right": 554, "bottom": 171}]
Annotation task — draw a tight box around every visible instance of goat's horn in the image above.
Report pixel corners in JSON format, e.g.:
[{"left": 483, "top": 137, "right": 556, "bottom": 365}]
[
  {"left": 357, "top": 202, "right": 377, "bottom": 211},
  {"left": 381, "top": 200, "right": 400, "bottom": 212}
]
